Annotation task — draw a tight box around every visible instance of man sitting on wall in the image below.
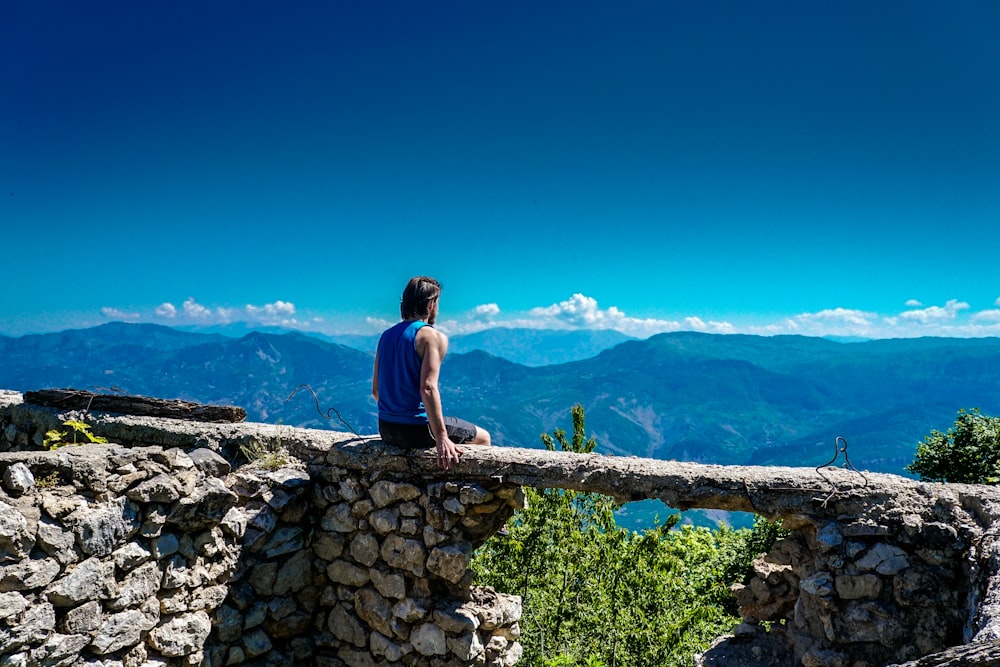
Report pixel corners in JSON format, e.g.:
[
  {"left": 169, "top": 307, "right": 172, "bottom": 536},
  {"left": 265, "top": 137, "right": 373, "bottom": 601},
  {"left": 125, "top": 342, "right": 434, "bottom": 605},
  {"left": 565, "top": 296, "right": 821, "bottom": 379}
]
[{"left": 372, "top": 276, "right": 491, "bottom": 470}]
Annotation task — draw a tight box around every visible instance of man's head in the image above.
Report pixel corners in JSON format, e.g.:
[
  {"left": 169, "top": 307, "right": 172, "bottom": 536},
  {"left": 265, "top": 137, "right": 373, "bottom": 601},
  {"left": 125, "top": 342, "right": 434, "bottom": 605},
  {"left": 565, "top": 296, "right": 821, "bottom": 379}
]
[{"left": 400, "top": 276, "right": 442, "bottom": 323}]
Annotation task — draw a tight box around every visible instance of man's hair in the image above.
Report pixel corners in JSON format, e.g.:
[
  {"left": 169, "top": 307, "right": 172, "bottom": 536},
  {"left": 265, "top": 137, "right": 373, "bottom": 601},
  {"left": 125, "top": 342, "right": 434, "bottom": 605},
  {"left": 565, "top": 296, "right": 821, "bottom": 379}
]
[{"left": 400, "top": 276, "right": 442, "bottom": 320}]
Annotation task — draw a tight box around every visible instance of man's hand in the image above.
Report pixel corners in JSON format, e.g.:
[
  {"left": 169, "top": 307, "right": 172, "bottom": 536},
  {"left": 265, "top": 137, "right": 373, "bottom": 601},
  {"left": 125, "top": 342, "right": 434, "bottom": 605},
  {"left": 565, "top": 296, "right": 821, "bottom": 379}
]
[{"left": 436, "top": 436, "right": 462, "bottom": 470}]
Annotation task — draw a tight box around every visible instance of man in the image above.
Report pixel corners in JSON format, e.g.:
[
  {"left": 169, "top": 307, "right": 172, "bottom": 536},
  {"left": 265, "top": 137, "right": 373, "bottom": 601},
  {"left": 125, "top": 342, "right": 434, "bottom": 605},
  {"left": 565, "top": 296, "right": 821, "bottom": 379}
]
[{"left": 372, "top": 276, "right": 491, "bottom": 469}]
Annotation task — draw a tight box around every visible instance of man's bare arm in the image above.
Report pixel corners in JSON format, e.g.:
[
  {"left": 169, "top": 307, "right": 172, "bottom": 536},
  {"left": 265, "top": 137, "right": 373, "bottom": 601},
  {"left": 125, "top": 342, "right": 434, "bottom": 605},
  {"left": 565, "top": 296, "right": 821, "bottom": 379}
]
[
  {"left": 417, "top": 327, "right": 461, "bottom": 469},
  {"left": 371, "top": 352, "right": 379, "bottom": 401}
]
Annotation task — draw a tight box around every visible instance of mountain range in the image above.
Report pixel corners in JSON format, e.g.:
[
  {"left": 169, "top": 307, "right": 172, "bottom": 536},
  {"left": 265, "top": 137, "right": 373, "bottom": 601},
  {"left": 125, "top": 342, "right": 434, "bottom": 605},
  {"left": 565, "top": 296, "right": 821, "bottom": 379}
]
[{"left": 4, "top": 322, "right": 1000, "bottom": 478}]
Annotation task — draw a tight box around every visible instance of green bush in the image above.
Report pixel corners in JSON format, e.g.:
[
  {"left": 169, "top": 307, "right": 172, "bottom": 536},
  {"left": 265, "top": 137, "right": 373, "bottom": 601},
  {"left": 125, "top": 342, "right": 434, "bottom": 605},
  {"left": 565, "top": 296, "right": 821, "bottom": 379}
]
[
  {"left": 472, "top": 405, "right": 784, "bottom": 666},
  {"left": 907, "top": 409, "right": 1000, "bottom": 484}
]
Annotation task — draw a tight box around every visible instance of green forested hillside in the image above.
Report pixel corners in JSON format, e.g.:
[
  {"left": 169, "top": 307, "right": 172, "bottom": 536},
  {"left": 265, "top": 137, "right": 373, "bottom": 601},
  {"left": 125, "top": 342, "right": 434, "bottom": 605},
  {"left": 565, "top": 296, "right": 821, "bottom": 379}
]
[{"left": 4, "top": 323, "right": 1000, "bottom": 475}]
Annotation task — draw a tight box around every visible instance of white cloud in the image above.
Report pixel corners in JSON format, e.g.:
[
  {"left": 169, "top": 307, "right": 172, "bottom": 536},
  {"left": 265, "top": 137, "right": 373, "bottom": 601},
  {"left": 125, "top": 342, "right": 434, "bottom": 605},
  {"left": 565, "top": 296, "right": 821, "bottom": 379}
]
[
  {"left": 155, "top": 302, "right": 177, "bottom": 318},
  {"left": 796, "top": 308, "right": 877, "bottom": 327},
  {"left": 182, "top": 297, "right": 212, "bottom": 319},
  {"left": 101, "top": 307, "right": 139, "bottom": 320},
  {"left": 899, "top": 299, "right": 969, "bottom": 324},
  {"left": 433, "top": 293, "right": 734, "bottom": 338},
  {"left": 243, "top": 300, "right": 297, "bottom": 325},
  {"left": 473, "top": 303, "right": 500, "bottom": 321},
  {"left": 246, "top": 300, "right": 295, "bottom": 319},
  {"left": 91, "top": 293, "right": 1000, "bottom": 341},
  {"left": 971, "top": 309, "right": 1000, "bottom": 323},
  {"left": 365, "top": 316, "right": 394, "bottom": 331}
]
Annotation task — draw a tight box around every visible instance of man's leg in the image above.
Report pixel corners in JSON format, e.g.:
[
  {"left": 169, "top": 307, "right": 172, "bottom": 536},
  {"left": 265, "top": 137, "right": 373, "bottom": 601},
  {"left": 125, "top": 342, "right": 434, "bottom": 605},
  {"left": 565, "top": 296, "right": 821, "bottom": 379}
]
[
  {"left": 444, "top": 416, "right": 491, "bottom": 446},
  {"left": 469, "top": 426, "right": 491, "bottom": 446}
]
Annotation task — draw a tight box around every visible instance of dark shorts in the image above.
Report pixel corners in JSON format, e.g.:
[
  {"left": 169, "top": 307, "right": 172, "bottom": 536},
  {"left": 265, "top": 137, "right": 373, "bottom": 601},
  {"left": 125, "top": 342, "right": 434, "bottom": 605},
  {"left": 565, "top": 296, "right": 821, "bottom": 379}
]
[{"left": 378, "top": 416, "right": 478, "bottom": 449}]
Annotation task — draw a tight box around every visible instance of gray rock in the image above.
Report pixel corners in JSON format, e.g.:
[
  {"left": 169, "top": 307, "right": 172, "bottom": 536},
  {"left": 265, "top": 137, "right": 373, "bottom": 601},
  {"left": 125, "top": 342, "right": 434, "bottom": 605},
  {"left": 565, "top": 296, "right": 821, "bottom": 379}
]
[
  {"left": 2, "top": 463, "right": 34, "bottom": 496},
  {"left": 72, "top": 497, "right": 141, "bottom": 557},
  {"left": 167, "top": 477, "right": 238, "bottom": 531},
  {"left": 371, "top": 631, "right": 405, "bottom": 662},
  {"left": 448, "top": 631, "right": 485, "bottom": 662},
  {"left": 163, "top": 448, "right": 196, "bottom": 470},
  {"left": 46, "top": 557, "right": 115, "bottom": 607},
  {"left": 427, "top": 544, "right": 469, "bottom": 584},
  {"left": 152, "top": 533, "right": 180, "bottom": 560},
  {"left": 242, "top": 628, "right": 272, "bottom": 658},
  {"left": 213, "top": 605, "right": 242, "bottom": 643},
  {"left": 411, "top": 622, "right": 447, "bottom": 656},
  {"left": 349, "top": 532, "right": 379, "bottom": 567},
  {"left": 90, "top": 609, "right": 149, "bottom": 654},
  {"left": 188, "top": 448, "right": 231, "bottom": 478},
  {"left": 312, "top": 533, "right": 344, "bottom": 561},
  {"left": 328, "top": 604, "right": 367, "bottom": 648},
  {"left": 327, "top": 561, "right": 370, "bottom": 587},
  {"left": 126, "top": 473, "right": 182, "bottom": 503},
  {"left": 260, "top": 467, "right": 310, "bottom": 489},
  {"left": 0, "top": 555, "right": 61, "bottom": 592},
  {"left": 273, "top": 549, "right": 312, "bottom": 595},
  {"left": 369, "top": 507, "right": 401, "bottom": 535},
  {"left": 370, "top": 480, "right": 421, "bottom": 508},
  {"left": 219, "top": 506, "right": 249, "bottom": 538},
  {"left": 816, "top": 522, "right": 843, "bottom": 552},
  {"left": 148, "top": 611, "right": 212, "bottom": 657},
  {"left": 380, "top": 535, "right": 426, "bottom": 576},
  {"left": 0, "top": 591, "right": 29, "bottom": 621},
  {"left": 459, "top": 484, "right": 492, "bottom": 505},
  {"left": 856, "top": 543, "right": 909, "bottom": 576},
  {"left": 189, "top": 583, "right": 228, "bottom": 611},
  {"left": 262, "top": 527, "right": 304, "bottom": 559},
  {"left": 355, "top": 587, "right": 392, "bottom": 638},
  {"left": 835, "top": 574, "right": 882, "bottom": 600},
  {"left": 0, "top": 601, "right": 55, "bottom": 654},
  {"left": 248, "top": 562, "right": 277, "bottom": 596},
  {"left": 108, "top": 561, "right": 161, "bottom": 610},
  {"left": 36, "top": 520, "right": 77, "bottom": 565},
  {"left": 29, "top": 632, "right": 90, "bottom": 667},
  {"left": 434, "top": 605, "right": 480, "bottom": 633},
  {"left": 370, "top": 569, "right": 406, "bottom": 600},
  {"left": 112, "top": 541, "right": 151, "bottom": 571},
  {"left": 243, "top": 601, "right": 267, "bottom": 629},
  {"left": 392, "top": 598, "right": 427, "bottom": 623},
  {"left": 60, "top": 600, "right": 102, "bottom": 634},
  {"left": 0, "top": 500, "right": 33, "bottom": 562},
  {"left": 320, "top": 503, "right": 356, "bottom": 532}
]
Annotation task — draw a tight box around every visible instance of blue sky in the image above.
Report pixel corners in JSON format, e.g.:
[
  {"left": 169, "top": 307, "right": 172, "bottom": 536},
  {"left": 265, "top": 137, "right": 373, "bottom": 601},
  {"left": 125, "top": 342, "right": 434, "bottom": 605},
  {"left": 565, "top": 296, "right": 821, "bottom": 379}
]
[{"left": 3, "top": 1, "right": 999, "bottom": 339}]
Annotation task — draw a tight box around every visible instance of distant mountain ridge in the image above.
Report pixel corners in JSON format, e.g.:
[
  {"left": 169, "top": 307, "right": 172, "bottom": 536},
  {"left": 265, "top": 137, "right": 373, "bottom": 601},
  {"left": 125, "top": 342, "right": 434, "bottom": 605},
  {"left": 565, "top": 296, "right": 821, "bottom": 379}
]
[
  {"left": 3, "top": 322, "right": 1000, "bottom": 477},
  {"left": 180, "top": 322, "right": 633, "bottom": 366}
]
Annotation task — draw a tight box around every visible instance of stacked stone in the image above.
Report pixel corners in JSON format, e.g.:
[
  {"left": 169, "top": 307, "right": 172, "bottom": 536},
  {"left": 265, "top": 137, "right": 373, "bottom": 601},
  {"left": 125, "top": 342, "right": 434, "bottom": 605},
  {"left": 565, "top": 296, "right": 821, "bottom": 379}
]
[
  {"left": 203, "top": 463, "right": 316, "bottom": 666},
  {"left": 0, "top": 441, "right": 240, "bottom": 667},
  {"left": 310, "top": 466, "right": 524, "bottom": 666},
  {"left": 731, "top": 513, "right": 975, "bottom": 667}
]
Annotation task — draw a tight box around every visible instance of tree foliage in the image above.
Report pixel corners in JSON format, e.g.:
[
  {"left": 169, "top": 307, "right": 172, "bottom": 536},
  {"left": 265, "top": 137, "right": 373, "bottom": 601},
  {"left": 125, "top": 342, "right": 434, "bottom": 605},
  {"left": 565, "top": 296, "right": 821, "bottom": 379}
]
[
  {"left": 472, "top": 405, "right": 785, "bottom": 666},
  {"left": 907, "top": 408, "right": 1000, "bottom": 484}
]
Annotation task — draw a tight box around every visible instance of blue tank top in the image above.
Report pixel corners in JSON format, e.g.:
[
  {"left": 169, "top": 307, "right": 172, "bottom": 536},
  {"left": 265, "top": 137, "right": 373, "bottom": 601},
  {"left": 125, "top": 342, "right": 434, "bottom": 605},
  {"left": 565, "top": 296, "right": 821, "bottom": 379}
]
[{"left": 376, "top": 320, "right": 428, "bottom": 424}]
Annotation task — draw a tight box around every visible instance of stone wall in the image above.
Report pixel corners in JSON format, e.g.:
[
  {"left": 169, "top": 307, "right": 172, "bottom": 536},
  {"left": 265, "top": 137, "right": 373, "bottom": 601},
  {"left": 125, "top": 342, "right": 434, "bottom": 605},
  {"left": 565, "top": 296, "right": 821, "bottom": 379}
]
[
  {"left": 0, "top": 391, "right": 524, "bottom": 666},
  {"left": 5, "top": 388, "right": 1000, "bottom": 667}
]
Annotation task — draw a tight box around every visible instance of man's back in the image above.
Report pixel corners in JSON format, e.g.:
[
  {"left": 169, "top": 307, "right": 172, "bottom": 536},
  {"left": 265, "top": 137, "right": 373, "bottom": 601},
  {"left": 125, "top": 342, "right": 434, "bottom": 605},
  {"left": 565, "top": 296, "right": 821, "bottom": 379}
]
[{"left": 376, "top": 320, "right": 428, "bottom": 424}]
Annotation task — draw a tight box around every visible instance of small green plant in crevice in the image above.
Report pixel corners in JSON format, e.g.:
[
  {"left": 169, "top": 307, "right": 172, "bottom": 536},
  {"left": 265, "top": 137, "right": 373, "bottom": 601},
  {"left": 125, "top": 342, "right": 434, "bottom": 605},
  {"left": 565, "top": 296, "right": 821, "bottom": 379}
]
[
  {"left": 43, "top": 420, "right": 109, "bottom": 449},
  {"left": 35, "top": 470, "right": 62, "bottom": 488},
  {"left": 238, "top": 438, "right": 288, "bottom": 471}
]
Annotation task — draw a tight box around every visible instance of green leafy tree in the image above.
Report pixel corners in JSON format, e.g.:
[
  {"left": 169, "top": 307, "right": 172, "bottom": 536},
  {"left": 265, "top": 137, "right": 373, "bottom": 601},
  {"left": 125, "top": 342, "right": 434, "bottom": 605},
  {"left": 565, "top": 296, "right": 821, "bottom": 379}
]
[
  {"left": 473, "top": 405, "right": 784, "bottom": 666},
  {"left": 907, "top": 409, "right": 1000, "bottom": 483}
]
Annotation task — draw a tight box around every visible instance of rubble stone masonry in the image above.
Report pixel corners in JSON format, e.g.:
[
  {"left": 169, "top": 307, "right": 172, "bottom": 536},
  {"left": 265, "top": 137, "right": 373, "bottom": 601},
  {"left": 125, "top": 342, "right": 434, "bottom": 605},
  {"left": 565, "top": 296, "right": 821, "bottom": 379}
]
[{"left": 4, "top": 389, "right": 1000, "bottom": 666}]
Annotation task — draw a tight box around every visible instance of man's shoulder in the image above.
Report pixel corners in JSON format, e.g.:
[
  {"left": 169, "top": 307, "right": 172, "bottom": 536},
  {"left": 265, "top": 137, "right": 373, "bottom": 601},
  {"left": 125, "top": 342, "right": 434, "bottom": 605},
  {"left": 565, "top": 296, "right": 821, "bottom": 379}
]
[{"left": 415, "top": 324, "right": 445, "bottom": 342}]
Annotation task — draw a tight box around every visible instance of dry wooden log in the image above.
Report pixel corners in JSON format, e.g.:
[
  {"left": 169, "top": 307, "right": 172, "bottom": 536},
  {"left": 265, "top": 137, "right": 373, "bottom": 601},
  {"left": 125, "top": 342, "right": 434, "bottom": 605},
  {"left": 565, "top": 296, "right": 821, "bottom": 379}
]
[{"left": 23, "top": 388, "right": 246, "bottom": 423}]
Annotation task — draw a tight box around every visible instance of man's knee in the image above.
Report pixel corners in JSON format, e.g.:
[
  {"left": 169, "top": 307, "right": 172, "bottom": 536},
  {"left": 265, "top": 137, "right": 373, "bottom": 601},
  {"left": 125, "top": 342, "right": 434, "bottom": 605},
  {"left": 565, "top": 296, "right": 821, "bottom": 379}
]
[{"left": 473, "top": 427, "right": 491, "bottom": 446}]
